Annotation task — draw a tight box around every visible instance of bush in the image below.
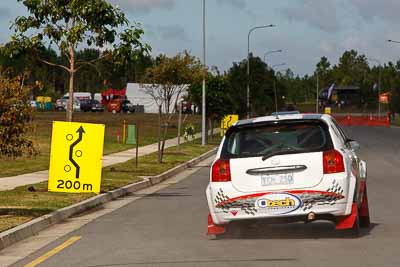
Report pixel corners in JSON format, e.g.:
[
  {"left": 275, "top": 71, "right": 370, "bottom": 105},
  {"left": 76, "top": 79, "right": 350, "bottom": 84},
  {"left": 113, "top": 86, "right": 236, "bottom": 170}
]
[{"left": 0, "top": 76, "right": 37, "bottom": 158}]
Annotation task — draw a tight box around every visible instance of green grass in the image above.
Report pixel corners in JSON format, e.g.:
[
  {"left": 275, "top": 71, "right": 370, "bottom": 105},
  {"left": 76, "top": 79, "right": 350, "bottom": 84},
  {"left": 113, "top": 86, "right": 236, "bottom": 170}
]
[
  {"left": 0, "top": 215, "right": 35, "bottom": 233},
  {"left": 391, "top": 115, "right": 400, "bottom": 126},
  {"left": 0, "top": 138, "right": 219, "bottom": 232},
  {"left": 0, "top": 111, "right": 201, "bottom": 178}
]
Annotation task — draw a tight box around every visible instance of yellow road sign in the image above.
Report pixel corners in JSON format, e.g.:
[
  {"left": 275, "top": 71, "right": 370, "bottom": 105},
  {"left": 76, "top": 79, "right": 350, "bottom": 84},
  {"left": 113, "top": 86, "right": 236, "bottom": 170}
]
[
  {"left": 324, "top": 107, "right": 332, "bottom": 114},
  {"left": 48, "top": 121, "right": 105, "bottom": 194},
  {"left": 220, "top": 114, "right": 239, "bottom": 136}
]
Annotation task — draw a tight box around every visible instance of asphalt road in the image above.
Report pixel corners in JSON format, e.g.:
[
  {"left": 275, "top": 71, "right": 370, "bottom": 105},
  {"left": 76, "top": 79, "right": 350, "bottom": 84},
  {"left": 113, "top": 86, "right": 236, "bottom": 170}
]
[{"left": 12, "top": 126, "right": 400, "bottom": 267}]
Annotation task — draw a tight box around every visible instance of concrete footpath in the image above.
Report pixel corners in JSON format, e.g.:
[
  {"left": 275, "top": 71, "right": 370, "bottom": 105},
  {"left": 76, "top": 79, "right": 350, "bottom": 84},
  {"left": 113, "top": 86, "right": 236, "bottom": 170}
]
[{"left": 0, "top": 130, "right": 218, "bottom": 191}]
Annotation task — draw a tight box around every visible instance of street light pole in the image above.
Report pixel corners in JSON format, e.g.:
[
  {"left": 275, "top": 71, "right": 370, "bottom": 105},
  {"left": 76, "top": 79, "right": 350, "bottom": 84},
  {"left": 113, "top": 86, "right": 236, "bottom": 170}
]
[
  {"left": 316, "top": 71, "right": 319, "bottom": 113},
  {"left": 367, "top": 57, "right": 382, "bottom": 117},
  {"left": 247, "top": 24, "right": 275, "bottom": 118},
  {"left": 201, "top": 0, "right": 207, "bottom": 146},
  {"left": 263, "top": 49, "right": 282, "bottom": 63},
  {"left": 271, "top": 63, "right": 286, "bottom": 114}
]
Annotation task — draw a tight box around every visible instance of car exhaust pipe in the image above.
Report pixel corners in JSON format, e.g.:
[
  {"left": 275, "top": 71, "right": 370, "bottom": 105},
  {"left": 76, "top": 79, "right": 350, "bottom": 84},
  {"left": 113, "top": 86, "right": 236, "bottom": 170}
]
[{"left": 307, "top": 212, "right": 316, "bottom": 222}]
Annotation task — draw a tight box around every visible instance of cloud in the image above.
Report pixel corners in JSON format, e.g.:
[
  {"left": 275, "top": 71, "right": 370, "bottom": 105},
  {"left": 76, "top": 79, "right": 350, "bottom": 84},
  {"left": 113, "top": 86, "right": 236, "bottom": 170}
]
[
  {"left": 279, "top": 0, "right": 341, "bottom": 32},
  {"left": 216, "top": 0, "right": 246, "bottom": 9},
  {"left": 340, "top": 36, "right": 369, "bottom": 51},
  {"left": 146, "top": 24, "right": 190, "bottom": 42},
  {"left": 0, "top": 7, "right": 9, "bottom": 18},
  {"left": 108, "top": 0, "right": 175, "bottom": 14},
  {"left": 319, "top": 41, "right": 339, "bottom": 54},
  {"left": 350, "top": 0, "right": 400, "bottom": 24}
]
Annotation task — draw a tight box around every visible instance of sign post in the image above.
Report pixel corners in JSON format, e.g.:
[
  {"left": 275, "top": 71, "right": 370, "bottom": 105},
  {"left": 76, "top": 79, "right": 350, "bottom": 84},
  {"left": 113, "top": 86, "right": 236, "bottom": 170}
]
[
  {"left": 48, "top": 121, "right": 105, "bottom": 194},
  {"left": 126, "top": 124, "right": 139, "bottom": 168}
]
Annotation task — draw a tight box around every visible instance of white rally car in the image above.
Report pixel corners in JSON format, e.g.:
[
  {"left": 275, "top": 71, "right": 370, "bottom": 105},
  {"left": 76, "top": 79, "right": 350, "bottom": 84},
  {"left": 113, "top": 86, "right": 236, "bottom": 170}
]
[{"left": 206, "top": 113, "right": 370, "bottom": 238}]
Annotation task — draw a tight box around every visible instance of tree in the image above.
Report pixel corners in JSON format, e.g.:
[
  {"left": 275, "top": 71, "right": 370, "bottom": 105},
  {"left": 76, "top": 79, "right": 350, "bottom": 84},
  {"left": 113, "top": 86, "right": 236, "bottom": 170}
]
[
  {"left": 8, "top": 0, "right": 150, "bottom": 121},
  {"left": 0, "top": 75, "right": 37, "bottom": 158},
  {"left": 332, "top": 50, "right": 369, "bottom": 86},
  {"left": 226, "top": 54, "right": 277, "bottom": 116},
  {"left": 188, "top": 70, "right": 233, "bottom": 137},
  {"left": 141, "top": 51, "right": 203, "bottom": 162},
  {"left": 315, "top": 56, "right": 332, "bottom": 90}
]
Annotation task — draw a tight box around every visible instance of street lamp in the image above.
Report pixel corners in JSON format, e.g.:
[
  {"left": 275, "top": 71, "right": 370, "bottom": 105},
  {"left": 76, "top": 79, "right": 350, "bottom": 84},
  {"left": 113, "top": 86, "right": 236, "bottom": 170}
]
[
  {"left": 263, "top": 49, "right": 282, "bottom": 63},
  {"left": 272, "top": 63, "right": 286, "bottom": 69},
  {"left": 201, "top": 0, "right": 206, "bottom": 146},
  {"left": 247, "top": 24, "right": 276, "bottom": 118},
  {"left": 271, "top": 63, "right": 286, "bottom": 113},
  {"left": 387, "top": 39, "right": 400, "bottom": 44},
  {"left": 367, "top": 57, "right": 382, "bottom": 117}
]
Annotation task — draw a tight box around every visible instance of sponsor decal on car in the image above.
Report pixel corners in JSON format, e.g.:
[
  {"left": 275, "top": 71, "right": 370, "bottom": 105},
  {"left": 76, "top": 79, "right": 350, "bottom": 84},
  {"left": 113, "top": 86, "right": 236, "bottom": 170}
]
[
  {"left": 256, "top": 193, "right": 301, "bottom": 215},
  {"left": 214, "top": 180, "right": 344, "bottom": 216}
]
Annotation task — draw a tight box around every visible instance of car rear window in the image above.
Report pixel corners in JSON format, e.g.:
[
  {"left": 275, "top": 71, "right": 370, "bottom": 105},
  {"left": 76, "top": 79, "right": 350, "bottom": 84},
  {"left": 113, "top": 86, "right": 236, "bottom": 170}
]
[{"left": 221, "top": 120, "right": 333, "bottom": 159}]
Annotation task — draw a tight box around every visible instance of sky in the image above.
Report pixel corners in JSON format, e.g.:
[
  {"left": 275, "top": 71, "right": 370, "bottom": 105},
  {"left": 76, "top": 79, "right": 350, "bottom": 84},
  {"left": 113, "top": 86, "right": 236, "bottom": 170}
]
[{"left": 1, "top": 0, "right": 400, "bottom": 76}]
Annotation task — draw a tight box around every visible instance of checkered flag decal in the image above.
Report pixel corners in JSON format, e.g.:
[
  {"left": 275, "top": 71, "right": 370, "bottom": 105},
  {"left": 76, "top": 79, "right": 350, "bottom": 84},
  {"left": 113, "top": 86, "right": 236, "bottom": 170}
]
[
  {"left": 301, "top": 180, "right": 345, "bottom": 211},
  {"left": 215, "top": 189, "right": 257, "bottom": 215}
]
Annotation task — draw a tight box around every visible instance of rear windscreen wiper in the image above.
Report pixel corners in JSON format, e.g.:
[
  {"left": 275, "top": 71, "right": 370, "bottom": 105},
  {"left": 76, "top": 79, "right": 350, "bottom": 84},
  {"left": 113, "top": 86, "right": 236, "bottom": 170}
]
[{"left": 261, "top": 147, "right": 305, "bottom": 161}]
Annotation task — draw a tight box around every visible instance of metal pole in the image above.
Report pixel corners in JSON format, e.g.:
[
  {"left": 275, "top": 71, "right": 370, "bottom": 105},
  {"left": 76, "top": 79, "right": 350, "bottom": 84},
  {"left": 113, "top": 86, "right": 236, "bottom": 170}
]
[
  {"left": 157, "top": 105, "right": 161, "bottom": 163},
  {"left": 177, "top": 101, "right": 182, "bottom": 151},
  {"left": 247, "top": 31, "right": 250, "bottom": 119},
  {"left": 271, "top": 63, "right": 286, "bottom": 114},
  {"left": 135, "top": 124, "right": 138, "bottom": 168},
  {"left": 247, "top": 24, "right": 275, "bottom": 119},
  {"left": 201, "top": 0, "right": 207, "bottom": 146},
  {"left": 378, "top": 65, "right": 382, "bottom": 117},
  {"left": 263, "top": 49, "right": 283, "bottom": 63},
  {"left": 367, "top": 58, "right": 382, "bottom": 117},
  {"left": 274, "top": 79, "right": 278, "bottom": 113},
  {"left": 316, "top": 72, "right": 319, "bottom": 113}
]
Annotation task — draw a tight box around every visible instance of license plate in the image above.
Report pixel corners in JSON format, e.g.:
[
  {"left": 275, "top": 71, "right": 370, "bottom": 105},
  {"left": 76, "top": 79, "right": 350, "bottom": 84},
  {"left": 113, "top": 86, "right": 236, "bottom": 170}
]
[{"left": 261, "top": 173, "right": 294, "bottom": 186}]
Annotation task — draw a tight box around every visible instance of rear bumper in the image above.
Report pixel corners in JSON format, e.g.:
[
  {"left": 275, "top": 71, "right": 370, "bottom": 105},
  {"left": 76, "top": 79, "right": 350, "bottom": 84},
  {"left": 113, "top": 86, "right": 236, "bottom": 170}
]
[{"left": 206, "top": 174, "right": 356, "bottom": 225}]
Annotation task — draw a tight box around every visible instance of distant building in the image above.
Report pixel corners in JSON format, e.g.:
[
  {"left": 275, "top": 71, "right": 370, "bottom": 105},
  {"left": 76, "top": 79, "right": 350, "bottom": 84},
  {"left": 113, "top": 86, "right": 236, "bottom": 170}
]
[
  {"left": 126, "top": 83, "right": 188, "bottom": 113},
  {"left": 319, "top": 85, "right": 361, "bottom": 107}
]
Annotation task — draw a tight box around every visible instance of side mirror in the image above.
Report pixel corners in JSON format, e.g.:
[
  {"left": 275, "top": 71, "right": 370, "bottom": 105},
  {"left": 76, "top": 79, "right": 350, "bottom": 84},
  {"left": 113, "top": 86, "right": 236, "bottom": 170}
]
[{"left": 348, "top": 140, "right": 360, "bottom": 151}]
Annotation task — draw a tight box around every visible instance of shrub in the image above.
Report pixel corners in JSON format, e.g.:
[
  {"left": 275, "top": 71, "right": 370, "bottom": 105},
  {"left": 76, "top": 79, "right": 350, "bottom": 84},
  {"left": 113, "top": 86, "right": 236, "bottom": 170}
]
[{"left": 0, "top": 76, "right": 37, "bottom": 158}]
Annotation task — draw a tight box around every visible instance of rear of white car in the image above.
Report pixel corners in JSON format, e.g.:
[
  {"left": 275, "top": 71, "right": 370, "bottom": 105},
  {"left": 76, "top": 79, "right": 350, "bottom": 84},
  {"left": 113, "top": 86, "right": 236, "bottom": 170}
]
[{"left": 206, "top": 114, "right": 369, "bottom": 237}]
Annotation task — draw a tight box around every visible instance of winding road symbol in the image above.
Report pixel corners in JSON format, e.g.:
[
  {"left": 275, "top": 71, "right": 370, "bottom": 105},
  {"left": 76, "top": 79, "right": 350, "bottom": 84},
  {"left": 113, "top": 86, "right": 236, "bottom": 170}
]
[
  {"left": 226, "top": 116, "right": 233, "bottom": 128},
  {"left": 68, "top": 126, "right": 85, "bottom": 178}
]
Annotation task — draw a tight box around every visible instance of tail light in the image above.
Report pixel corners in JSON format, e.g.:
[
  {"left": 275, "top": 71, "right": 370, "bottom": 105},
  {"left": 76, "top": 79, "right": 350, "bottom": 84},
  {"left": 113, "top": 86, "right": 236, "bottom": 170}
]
[
  {"left": 323, "top": 149, "right": 345, "bottom": 174},
  {"left": 211, "top": 159, "right": 231, "bottom": 182}
]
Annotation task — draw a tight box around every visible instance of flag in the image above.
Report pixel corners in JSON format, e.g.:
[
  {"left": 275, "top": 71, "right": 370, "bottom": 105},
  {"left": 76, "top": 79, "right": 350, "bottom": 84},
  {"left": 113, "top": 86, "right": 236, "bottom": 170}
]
[
  {"left": 372, "top": 83, "right": 378, "bottom": 92},
  {"left": 327, "top": 83, "right": 335, "bottom": 100}
]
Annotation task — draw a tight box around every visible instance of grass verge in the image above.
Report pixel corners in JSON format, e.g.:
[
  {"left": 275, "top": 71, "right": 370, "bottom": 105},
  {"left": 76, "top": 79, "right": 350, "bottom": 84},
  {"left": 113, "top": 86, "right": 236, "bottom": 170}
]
[
  {"left": 0, "top": 112, "right": 201, "bottom": 178},
  {"left": 0, "top": 137, "right": 219, "bottom": 233},
  {"left": 391, "top": 115, "right": 400, "bottom": 126}
]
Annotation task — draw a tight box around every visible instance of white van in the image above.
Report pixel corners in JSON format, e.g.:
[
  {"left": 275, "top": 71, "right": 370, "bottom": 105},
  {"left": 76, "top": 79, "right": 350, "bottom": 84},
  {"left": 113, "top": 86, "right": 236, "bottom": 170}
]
[{"left": 63, "top": 92, "right": 92, "bottom": 101}]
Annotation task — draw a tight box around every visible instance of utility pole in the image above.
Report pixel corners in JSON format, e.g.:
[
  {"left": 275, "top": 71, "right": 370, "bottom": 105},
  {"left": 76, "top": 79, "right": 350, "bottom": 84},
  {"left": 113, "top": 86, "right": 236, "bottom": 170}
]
[
  {"left": 316, "top": 72, "right": 319, "bottom": 113},
  {"left": 201, "top": 0, "right": 207, "bottom": 145},
  {"left": 271, "top": 63, "right": 286, "bottom": 113},
  {"left": 247, "top": 24, "right": 275, "bottom": 118},
  {"left": 274, "top": 79, "right": 278, "bottom": 113},
  {"left": 367, "top": 58, "right": 382, "bottom": 117}
]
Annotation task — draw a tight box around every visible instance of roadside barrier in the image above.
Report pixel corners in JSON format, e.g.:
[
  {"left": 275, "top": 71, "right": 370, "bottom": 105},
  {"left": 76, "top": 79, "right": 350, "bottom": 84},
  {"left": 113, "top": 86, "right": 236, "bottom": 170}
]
[{"left": 333, "top": 114, "right": 390, "bottom": 127}]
